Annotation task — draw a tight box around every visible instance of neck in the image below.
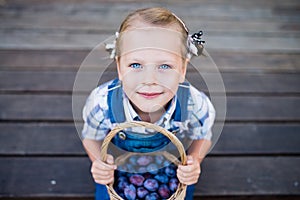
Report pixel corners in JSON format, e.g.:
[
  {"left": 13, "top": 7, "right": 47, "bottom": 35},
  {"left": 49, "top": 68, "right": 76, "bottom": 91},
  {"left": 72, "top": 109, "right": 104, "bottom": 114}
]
[{"left": 132, "top": 104, "right": 166, "bottom": 123}]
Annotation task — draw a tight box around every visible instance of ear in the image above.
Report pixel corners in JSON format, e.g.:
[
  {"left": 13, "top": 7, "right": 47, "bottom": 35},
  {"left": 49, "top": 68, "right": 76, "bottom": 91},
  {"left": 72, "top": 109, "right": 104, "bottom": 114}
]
[
  {"left": 179, "top": 58, "right": 188, "bottom": 83},
  {"left": 116, "top": 56, "right": 123, "bottom": 81}
]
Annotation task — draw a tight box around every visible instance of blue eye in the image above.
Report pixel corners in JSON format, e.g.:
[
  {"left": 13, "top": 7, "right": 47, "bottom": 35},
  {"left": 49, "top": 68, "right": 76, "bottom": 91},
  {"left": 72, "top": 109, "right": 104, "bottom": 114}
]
[
  {"left": 159, "top": 64, "right": 171, "bottom": 69},
  {"left": 129, "top": 63, "right": 142, "bottom": 69}
]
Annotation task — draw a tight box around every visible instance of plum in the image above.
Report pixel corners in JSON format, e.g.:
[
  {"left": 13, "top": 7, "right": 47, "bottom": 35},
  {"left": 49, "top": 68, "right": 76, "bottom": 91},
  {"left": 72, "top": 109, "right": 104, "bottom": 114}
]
[
  {"left": 158, "top": 184, "right": 171, "bottom": 199},
  {"left": 163, "top": 160, "right": 171, "bottom": 167},
  {"left": 129, "top": 174, "right": 145, "bottom": 187},
  {"left": 154, "top": 173, "right": 169, "bottom": 184},
  {"left": 137, "top": 166, "right": 147, "bottom": 174},
  {"left": 137, "top": 155, "right": 153, "bottom": 166},
  {"left": 143, "top": 178, "right": 159, "bottom": 192},
  {"left": 137, "top": 186, "right": 149, "bottom": 199},
  {"left": 155, "top": 155, "right": 164, "bottom": 165},
  {"left": 147, "top": 163, "right": 159, "bottom": 174},
  {"left": 126, "top": 163, "right": 136, "bottom": 173},
  {"left": 143, "top": 172, "right": 152, "bottom": 179},
  {"left": 165, "top": 165, "right": 176, "bottom": 177},
  {"left": 128, "top": 155, "right": 138, "bottom": 165},
  {"left": 124, "top": 184, "right": 136, "bottom": 200},
  {"left": 116, "top": 180, "right": 129, "bottom": 193},
  {"left": 169, "top": 178, "right": 179, "bottom": 192},
  {"left": 117, "top": 176, "right": 128, "bottom": 183},
  {"left": 145, "top": 192, "right": 160, "bottom": 200}
]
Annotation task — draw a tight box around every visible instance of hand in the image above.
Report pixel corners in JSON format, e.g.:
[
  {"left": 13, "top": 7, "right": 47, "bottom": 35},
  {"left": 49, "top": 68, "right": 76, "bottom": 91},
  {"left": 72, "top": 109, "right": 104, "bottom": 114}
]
[
  {"left": 91, "top": 154, "right": 117, "bottom": 185},
  {"left": 177, "top": 155, "right": 201, "bottom": 185}
]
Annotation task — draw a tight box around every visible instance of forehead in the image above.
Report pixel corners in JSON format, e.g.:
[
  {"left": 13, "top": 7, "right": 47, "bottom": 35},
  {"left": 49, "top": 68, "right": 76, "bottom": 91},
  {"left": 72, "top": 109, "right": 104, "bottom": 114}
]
[{"left": 118, "top": 27, "right": 183, "bottom": 57}]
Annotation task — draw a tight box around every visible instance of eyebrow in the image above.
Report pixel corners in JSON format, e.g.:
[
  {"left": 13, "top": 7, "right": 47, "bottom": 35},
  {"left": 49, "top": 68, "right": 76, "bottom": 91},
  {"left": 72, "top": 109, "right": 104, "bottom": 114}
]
[{"left": 128, "top": 57, "right": 178, "bottom": 64}]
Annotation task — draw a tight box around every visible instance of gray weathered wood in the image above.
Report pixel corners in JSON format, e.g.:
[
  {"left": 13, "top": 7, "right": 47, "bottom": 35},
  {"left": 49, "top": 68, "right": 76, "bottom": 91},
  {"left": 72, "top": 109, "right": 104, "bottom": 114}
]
[
  {"left": 1, "top": 50, "right": 299, "bottom": 72},
  {"left": 0, "top": 123, "right": 299, "bottom": 155},
  {"left": 0, "top": 156, "right": 299, "bottom": 197},
  {"left": 0, "top": 94, "right": 299, "bottom": 121},
  {"left": 0, "top": 71, "right": 299, "bottom": 94},
  {"left": 1, "top": 29, "right": 300, "bottom": 52}
]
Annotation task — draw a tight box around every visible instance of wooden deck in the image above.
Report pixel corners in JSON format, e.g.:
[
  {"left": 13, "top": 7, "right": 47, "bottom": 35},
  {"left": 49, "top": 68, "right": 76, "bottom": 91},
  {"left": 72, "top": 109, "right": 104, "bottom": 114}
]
[{"left": 1, "top": 0, "right": 300, "bottom": 199}]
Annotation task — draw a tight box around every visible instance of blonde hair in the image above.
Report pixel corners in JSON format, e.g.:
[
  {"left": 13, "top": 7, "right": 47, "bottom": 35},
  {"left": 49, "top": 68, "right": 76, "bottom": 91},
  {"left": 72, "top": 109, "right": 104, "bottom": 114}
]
[{"left": 116, "top": 7, "right": 189, "bottom": 57}]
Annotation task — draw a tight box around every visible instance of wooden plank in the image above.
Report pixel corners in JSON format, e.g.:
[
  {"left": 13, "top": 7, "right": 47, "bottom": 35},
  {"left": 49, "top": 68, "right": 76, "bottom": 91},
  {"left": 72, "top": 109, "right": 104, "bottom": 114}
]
[
  {"left": 0, "top": 123, "right": 299, "bottom": 156},
  {"left": 1, "top": 0, "right": 299, "bottom": 23},
  {"left": 0, "top": 123, "right": 85, "bottom": 155},
  {"left": 0, "top": 95, "right": 299, "bottom": 121},
  {"left": 0, "top": 50, "right": 89, "bottom": 68},
  {"left": 187, "top": 72, "right": 300, "bottom": 94},
  {"left": 0, "top": 157, "right": 94, "bottom": 197},
  {"left": 0, "top": 156, "right": 299, "bottom": 197},
  {"left": 1, "top": 30, "right": 300, "bottom": 52},
  {"left": 0, "top": 50, "right": 299, "bottom": 72},
  {"left": 2, "top": 20, "right": 300, "bottom": 36},
  {"left": 212, "top": 123, "right": 300, "bottom": 155},
  {"left": 1, "top": 71, "right": 300, "bottom": 94},
  {"left": 197, "top": 156, "right": 300, "bottom": 196}
]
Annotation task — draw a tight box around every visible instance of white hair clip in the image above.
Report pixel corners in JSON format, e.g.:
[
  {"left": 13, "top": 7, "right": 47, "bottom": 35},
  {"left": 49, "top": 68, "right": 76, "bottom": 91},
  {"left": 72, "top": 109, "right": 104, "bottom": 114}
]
[
  {"left": 105, "top": 32, "right": 119, "bottom": 59},
  {"left": 187, "top": 31, "right": 205, "bottom": 58}
]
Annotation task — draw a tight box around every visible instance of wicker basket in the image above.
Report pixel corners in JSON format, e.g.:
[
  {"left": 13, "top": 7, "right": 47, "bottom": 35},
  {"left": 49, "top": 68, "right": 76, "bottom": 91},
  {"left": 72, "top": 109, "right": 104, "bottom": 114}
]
[{"left": 100, "top": 121, "right": 187, "bottom": 200}]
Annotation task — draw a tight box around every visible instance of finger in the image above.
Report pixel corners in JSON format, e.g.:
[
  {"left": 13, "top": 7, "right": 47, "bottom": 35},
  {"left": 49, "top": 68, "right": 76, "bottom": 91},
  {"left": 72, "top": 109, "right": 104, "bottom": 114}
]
[
  {"left": 93, "top": 159, "right": 117, "bottom": 170},
  {"left": 177, "top": 172, "right": 199, "bottom": 185},
  {"left": 94, "top": 175, "right": 115, "bottom": 185},
  {"left": 178, "top": 165, "right": 200, "bottom": 174},
  {"left": 91, "top": 167, "right": 114, "bottom": 177},
  {"left": 187, "top": 155, "right": 194, "bottom": 165},
  {"left": 106, "top": 154, "right": 115, "bottom": 165},
  {"left": 93, "top": 171, "right": 114, "bottom": 180}
]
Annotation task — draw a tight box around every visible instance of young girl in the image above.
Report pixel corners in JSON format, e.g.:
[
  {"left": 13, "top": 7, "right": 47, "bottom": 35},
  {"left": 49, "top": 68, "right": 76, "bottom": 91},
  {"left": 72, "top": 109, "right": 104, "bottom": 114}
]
[{"left": 82, "top": 7, "right": 215, "bottom": 200}]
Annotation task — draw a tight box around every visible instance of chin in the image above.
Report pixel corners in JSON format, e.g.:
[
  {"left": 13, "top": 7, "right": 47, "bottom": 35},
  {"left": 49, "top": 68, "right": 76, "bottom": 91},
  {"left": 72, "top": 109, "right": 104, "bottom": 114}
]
[{"left": 138, "top": 104, "right": 166, "bottom": 114}]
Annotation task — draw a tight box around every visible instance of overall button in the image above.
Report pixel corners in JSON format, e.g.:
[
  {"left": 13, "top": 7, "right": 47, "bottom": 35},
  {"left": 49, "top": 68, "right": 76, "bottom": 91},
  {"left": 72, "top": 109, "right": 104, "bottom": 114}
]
[{"left": 118, "top": 131, "right": 126, "bottom": 140}]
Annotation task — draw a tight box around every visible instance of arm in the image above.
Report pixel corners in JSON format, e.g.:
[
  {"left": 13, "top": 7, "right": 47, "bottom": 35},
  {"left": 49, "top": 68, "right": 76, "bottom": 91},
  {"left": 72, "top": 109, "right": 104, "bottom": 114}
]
[
  {"left": 188, "top": 138, "right": 212, "bottom": 164},
  {"left": 83, "top": 138, "right": 116, "bottom": 185},
  {"left": 177, "top": 139, "right": 211, "bottom": 185},
  {"left": 82, "top": 138, "right": 103, "bottom": 162}
]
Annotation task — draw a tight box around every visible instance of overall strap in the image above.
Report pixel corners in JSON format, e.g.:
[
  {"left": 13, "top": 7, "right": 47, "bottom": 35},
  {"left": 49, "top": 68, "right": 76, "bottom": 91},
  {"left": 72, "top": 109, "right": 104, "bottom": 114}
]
[
  {"left": 173, "top": 82, "right": 190, "bottom": 122},
  {"left": 107, "top": 79, "right": 126, "bottom": 123}
]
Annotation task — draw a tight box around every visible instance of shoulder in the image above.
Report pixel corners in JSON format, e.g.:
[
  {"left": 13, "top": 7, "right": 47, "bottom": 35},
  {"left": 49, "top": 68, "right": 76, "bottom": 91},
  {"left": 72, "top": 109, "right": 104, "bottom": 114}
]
[
  {"left": 187, "top": 84, "right": 216, "bottom": 123},
  {"left": 189, "top": 85, "right": 213, "bottom": 109},
  {"left": 83, "top": 79, "right": 119, "bottom": 119}
]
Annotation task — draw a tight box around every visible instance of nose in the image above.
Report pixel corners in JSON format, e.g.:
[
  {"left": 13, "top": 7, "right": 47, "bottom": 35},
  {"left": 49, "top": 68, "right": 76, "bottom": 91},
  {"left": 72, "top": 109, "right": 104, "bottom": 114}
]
[{"left": 142, "top": 64, "right": 157, "bottom": 85}]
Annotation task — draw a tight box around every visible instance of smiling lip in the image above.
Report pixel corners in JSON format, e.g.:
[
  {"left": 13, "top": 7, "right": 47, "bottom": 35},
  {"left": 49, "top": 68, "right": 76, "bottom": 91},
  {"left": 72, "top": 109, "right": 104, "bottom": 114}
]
[{"left": 137, "top": 92, "right": 162, "bottom": 99}]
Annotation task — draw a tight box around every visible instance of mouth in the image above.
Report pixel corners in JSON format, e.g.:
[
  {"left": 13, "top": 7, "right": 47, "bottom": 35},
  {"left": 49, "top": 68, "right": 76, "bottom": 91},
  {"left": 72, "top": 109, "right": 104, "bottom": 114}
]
[{"left": 137, "top": 92, "right": 163, "bottom": 99}]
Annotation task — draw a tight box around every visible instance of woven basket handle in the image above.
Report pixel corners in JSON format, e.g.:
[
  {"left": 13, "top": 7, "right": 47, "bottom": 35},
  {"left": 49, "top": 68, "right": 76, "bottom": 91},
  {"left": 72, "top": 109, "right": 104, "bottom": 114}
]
[{"left": 100, "top": 121, "right": 187, "bottom": 165}]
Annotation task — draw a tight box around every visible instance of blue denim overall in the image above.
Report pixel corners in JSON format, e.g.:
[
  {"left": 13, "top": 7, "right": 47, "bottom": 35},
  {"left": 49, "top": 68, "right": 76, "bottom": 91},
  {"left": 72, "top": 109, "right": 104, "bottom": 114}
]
[{"left": 95, "top": 79, "right": 195, "bottom": 200}]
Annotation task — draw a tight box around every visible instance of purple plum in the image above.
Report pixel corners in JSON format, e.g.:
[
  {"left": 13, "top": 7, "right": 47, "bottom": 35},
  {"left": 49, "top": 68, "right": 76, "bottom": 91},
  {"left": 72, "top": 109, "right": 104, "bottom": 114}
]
[
  {"left": 129, "top": 174, "right": 145, "bottom": 186},
  {"left": 158, "top": 184, "right": 171, "bottom": 199},
  {"left": 116, "top": 180, "right": 129, "bottom": 193},
  {"left": 117, "top": 176, "right": 128, "bottom": 183},
  {"left": 124, "top": 184, "right": 136, "bottom": 200},
  {"left": 165, "top": 165, "right": 176, "bottom": 177},
  {"left": 128, "top": 155, "right": 138, "bottom": 165},
  {"left": 137, "top": 186, "right": 149, "bottom": 199},
  {"left": 137, "top": 166, "right": 147, "bottom": 173},
  {"left": 137, "top": 155, "right": 153, "bottom": 166},
  {"left": 147, "top": 163, "right": 159, "bottom": 174},
  {"left": 169, "top": 178, "right": 179, "bottom": 192},
  {"left": 145, "top": 192, "right": 160, "bottom": 200},
  {"left": 154, "top": 173, "right": 169, "bottom": 184},
  {"left": 155, "top": 155, "right": 165, "bottom": 165},
  {"left": 126, "top": 163, "right": 136, "bottom": 173},
  {"left": 143, "top": 178, "right": 159, "bottom": 192},
  {"left": 143, "top": 172, "right": 152, "bottom": 179}
]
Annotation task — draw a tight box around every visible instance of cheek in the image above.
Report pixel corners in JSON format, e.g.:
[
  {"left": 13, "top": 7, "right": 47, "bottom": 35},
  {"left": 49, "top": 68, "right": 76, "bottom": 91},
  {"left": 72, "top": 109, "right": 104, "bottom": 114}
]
[{"left": 157, "top": 71, "right": 181, "bottom": 90}]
